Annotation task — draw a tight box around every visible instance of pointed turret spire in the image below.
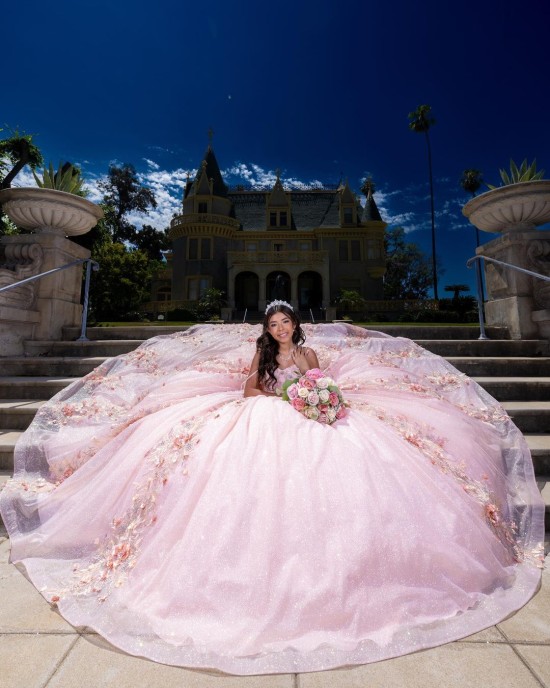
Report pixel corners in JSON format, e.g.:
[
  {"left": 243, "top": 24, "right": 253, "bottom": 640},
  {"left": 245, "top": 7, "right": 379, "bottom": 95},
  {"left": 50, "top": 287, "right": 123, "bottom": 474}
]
[
  {"left": 361, "top": 177, "right": 382, "bottom": 222},
  {"left": 268, "top": 168, "right": 289, "bottom": 207},
  {"left": 188, "top": 138, "right": 228, "bottom": 198}
]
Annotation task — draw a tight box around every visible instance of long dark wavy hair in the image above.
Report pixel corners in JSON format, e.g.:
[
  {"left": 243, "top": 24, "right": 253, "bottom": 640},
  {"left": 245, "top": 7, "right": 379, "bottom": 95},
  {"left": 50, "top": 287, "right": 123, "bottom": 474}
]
[{"left": 257, "top": 304, "right": 306, "bottom": 390}]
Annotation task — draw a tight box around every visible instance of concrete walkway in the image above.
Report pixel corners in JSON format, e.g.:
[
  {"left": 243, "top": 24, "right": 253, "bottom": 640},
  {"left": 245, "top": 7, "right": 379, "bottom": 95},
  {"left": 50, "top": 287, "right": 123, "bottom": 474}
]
[{"left": 1, "top": 536, "right": 548, "bottom": 688}]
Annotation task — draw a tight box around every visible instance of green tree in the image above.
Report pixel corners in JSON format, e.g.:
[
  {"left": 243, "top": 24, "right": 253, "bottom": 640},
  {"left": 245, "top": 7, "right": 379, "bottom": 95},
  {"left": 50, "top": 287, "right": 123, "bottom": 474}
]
[
  {"left": 98, "top": 164, "right": 157, "bottom": 243},
  {"left": 134, "top": 224, "right": 171, "bottom": 261},
  {"left": 460, "top": 169, "right": 483, "bottom": 198},
  {"left": 89, "top": 242, "right": 155, "bottom": 320},
  {"left": 337, "top": 289, "right": 366, "bottom": 314},
  {"left": 408, "top": 104, "right": 438, "bottom": 299},
  {"left": 0, "top": 128, "right": 43, "bottom": 189},
  {"left": 0, "top": 128, "right": 44, "bottom": 235},
  {"left": 460, "top": 168, "right": 484, "bottom": 246},
  {"left": 384, "top": 227, "right": 433, "bottom": 300},
  {"left": 194, "top": 288, "right": 226, "bottom": 321}
]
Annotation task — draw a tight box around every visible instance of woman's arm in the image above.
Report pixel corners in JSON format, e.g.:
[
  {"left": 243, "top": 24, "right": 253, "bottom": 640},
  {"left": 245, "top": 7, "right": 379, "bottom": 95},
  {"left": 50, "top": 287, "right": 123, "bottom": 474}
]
[
  {"left": 243, "top": 352, "right": 275, "bottom": 398},
  {"left": 292, "top": 346, "right": 320, "bottom": 374}
]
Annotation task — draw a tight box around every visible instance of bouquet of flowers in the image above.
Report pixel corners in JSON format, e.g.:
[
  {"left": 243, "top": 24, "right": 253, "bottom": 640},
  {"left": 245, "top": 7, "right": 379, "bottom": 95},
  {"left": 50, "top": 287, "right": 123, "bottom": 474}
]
[{"left": 281, "top": 368, "right": 347, "bottom": 425}]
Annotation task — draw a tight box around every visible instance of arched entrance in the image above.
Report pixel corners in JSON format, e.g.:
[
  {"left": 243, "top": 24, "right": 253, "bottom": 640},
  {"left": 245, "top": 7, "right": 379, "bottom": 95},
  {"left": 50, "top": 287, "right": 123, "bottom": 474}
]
[
  {"left": 298, "top": 271, "right": 323, "bottom": 310},
  {"left": 235, "top": 271, "right": 259, "bottom": 310},
  {"left": 266, "top": 271, "right": 291, "bottom": 303}
]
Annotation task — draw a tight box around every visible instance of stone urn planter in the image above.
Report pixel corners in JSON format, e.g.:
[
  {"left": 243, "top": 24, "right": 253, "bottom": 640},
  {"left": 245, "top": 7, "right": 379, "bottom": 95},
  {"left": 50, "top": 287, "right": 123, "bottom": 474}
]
[
  {"left": 462, "top": 180, "right": 550, "bottom": 233},
  {"left": 0, "top": 187, "right": 103, "bottom": 236}
]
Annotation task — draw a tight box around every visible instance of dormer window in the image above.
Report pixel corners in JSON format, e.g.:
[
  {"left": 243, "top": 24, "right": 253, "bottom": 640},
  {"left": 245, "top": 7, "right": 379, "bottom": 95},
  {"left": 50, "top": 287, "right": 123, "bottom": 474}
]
[
  {"left": 268, "top": 210, "right": 290, "bottom": 229},
  {"left": 198, "top": 202, "right": 207, "bottom": 214},
  {"left": 343, "top": 207, "right": 353, "bottom": 224}
]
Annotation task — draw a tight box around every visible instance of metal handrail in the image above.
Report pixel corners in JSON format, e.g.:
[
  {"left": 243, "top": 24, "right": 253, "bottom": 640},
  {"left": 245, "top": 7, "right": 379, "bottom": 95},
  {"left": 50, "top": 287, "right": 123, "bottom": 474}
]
[
  {"left": 0, "top": 258, "right": 99, "bottom": 341},
  {"left": 466, "top": 255, "right": 550, "bottom": 340}
]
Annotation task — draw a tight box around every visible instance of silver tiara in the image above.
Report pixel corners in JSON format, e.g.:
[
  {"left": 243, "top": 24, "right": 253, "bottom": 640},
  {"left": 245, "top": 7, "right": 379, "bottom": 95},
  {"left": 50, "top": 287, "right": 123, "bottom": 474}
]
[{"left": 265, "top": 300, "right": 293, "bottom": 314}]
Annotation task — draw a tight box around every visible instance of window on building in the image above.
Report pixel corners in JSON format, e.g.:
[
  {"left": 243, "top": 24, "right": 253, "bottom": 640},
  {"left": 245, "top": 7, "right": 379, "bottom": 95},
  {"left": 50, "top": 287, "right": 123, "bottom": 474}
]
[
  {"left": 157, "top": 287, "right": 171, "bottom": 302},
  {"left": 187, "top": 237, "right": 212, "bottom": 260},
  {"left": 351, "top": 240, "right": 361, "bottom": 261},
  {"left": 339, "top": 240, "right": 348, "bottom": 261},
  {"left": 198, "top": 202, "right": 207, "bottom": 214},
  {"left": 246, "top": 242, "right": 257, "bottom": 252},
  {"left": 268, "top": 210, "right": 291, "bottom": 228},
  {"left": 339, "top": 240, "right": 361, "bottom": 261},
  {"left": 273, "top": 243, "right": 284, "bottom": 252},
  {"left": 188, "top": 238, "right": 198, "bottom": 260},
  {"left": 299, "top": 241, "right": 312, "bottom": 251},
  {"left": 367, "top": 239, "right": 380, "bottom": 260},
  {"left": 343, "top": 207, "right": 353, "bottom": 224},
  {"left": 187, "top": 277, "right": 211, "bottom": 301}
]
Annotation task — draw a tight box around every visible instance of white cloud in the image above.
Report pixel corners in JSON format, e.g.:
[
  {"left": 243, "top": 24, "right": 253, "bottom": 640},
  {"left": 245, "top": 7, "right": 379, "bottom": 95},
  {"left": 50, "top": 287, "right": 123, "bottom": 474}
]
[{"left": 143, "top": 158, "right": 160, "bottom": 170}]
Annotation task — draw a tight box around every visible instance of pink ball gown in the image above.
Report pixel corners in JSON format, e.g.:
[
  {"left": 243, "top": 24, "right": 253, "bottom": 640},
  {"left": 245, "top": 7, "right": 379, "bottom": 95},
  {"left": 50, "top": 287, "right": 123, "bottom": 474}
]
[{"left": 0, "top": 323, "right": 544, "bottom": 675}]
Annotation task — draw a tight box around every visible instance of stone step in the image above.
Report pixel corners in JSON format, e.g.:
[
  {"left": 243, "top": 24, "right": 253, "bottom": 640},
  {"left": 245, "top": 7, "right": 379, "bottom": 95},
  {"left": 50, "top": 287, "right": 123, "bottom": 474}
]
[
  {"left": 25, "top": 340, "right": 145, "bottom": 357},
  {"left": 473, "top": 377, "right": 550, "bottom": 401},
  {"left": 63, "top": 326, "right": 190, "bottom": 340},
  {"left": 0, "top": 400, "right": 46, "bottom": 430},
  {"left": 501, "top": 401, "right": 550, "bottom": 433},
  {"left": 0, "top": 357, "right": 105, "bottom": 376},
  {"left": 0, "top": 374, "right": 547, "bottom": 406},
  {"left": 63, "top": 324, "right": 517, "bottom": 341},
  {"left": 415, "top": 340, "right": 549, "bottom": 357},
  {"left": 0, "top": 377, "right": 77, "bottom": 399},
  {"left": 530, "top": 435, "right": 550, "bottom": 474},
  {"left": 3, "top": 355, "right": 550, "bottom": 378},
  {"left": 447, "top": 357, "right": 550, "bottom": 377},
  {"left": 24, "top": 338, "right": 550, "bottom": 359},
  {"left": 0, "top": 430, "right": 21, "bottom": 470}
]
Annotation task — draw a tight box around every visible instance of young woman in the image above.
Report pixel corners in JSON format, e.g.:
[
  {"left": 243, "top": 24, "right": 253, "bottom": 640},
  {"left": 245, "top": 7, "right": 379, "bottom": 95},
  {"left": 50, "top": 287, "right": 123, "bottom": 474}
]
[
  {"left": 0, "top": 304, "right": 544, "bottom": 675},
  {"left": 244, "top": 301, "right": 319, "bottom": 397}
]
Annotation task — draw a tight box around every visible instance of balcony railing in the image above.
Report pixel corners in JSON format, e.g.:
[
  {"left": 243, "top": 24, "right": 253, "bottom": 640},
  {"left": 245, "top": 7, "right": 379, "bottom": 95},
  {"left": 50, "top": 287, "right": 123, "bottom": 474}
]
[
  {"left": 171, "top": 213, "right": 240, "bottom": 229},
  {"left": 228, "top": 250, "right": 328, "bottom": 264}
]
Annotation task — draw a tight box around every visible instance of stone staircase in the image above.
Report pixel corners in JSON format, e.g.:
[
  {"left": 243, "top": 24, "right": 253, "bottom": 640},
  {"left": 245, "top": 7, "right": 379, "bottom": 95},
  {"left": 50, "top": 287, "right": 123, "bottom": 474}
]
[{"left": 0, "top": 325, "right": 549, "bottom": 544}]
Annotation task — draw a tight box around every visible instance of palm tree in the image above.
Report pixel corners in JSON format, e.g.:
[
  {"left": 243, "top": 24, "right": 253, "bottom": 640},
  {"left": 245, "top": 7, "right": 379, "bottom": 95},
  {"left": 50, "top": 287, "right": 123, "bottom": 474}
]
[
  {"left": 408, "top": 104, "right": 438, "bottom": 299},
  {"left": 460, "top": 169, "right": 485, "bottom": 303}
]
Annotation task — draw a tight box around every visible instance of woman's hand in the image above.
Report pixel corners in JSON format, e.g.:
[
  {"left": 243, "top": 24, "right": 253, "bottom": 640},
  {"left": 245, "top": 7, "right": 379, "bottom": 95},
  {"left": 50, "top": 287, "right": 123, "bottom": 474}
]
[{"left": 291, "top": 346, "right": 320, "bottom": 374}]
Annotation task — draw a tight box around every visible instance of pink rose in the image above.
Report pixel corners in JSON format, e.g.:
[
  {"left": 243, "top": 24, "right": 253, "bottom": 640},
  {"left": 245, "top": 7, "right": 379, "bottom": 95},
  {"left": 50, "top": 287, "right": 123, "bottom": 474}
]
[
  {"left": 336, "top": 407, "right": 347, "bottom": 419},
  {"left": 318, "top": 404, "right": 329, "bottom": 413},
  {"left": 318, "top": 413, "right": 328, "bottom": 424},
  {"left": 307, "top": 391, "right": 319, "bottom": 406},
  {"left": 301, "top": 377, "right": 315, "bottom": 390},
  {"left": 287, "top": 383, "right": 298, "bottom": 400},
  {"left": 329, "top": 391, "right": 339, "bottom": 406},
  {"left": 305, "top": 368, "right": 323, "bottom": 380},
  {"left": 292, "top": 398, "right": 306, "bottom": 411}
]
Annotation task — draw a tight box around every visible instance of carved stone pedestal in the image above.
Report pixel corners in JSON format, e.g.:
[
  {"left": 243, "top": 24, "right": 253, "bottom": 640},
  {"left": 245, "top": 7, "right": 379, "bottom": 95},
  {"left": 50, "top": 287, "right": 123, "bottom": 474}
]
[
  {"left": 477, "top": 229, "right": 550, "bottom": 340},
  {"left": 0, "top": 234, "right": 90, "bottom": 355}
]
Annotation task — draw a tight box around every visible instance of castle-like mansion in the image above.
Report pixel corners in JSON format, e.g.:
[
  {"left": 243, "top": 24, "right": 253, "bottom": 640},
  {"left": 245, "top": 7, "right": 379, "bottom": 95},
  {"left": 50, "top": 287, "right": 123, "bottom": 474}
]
[{"left": 151, "top": 145, "right": 387, "bottom": 316}]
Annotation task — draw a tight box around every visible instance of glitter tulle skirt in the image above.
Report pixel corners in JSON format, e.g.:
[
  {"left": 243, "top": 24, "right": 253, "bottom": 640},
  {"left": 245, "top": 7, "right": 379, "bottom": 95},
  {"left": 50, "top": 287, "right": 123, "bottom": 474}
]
[{"left": 0, "top": 324, "right": 544, "bottom": 674}]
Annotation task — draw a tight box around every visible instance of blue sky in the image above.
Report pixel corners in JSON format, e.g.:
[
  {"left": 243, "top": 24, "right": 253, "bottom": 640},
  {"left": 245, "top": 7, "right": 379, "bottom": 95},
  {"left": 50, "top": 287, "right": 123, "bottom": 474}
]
[{"left": 3, "top": 0, "right": 549, "bottom": 296}]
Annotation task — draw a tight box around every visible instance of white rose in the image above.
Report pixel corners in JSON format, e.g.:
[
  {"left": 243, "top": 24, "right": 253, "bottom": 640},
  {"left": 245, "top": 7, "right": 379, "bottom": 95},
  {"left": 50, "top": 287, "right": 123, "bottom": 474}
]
[
  {"left": 319, "top": 389, "right": 330, "bottom": 403},
  {"left": 316, "top": 378, "right": 329, "bottom": 389},
  {"left": 298, "top": 387, "right": 309, "bottom": 399},
  {"left": 327, "top": 408, "right": 336, "bottom": 422}
]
